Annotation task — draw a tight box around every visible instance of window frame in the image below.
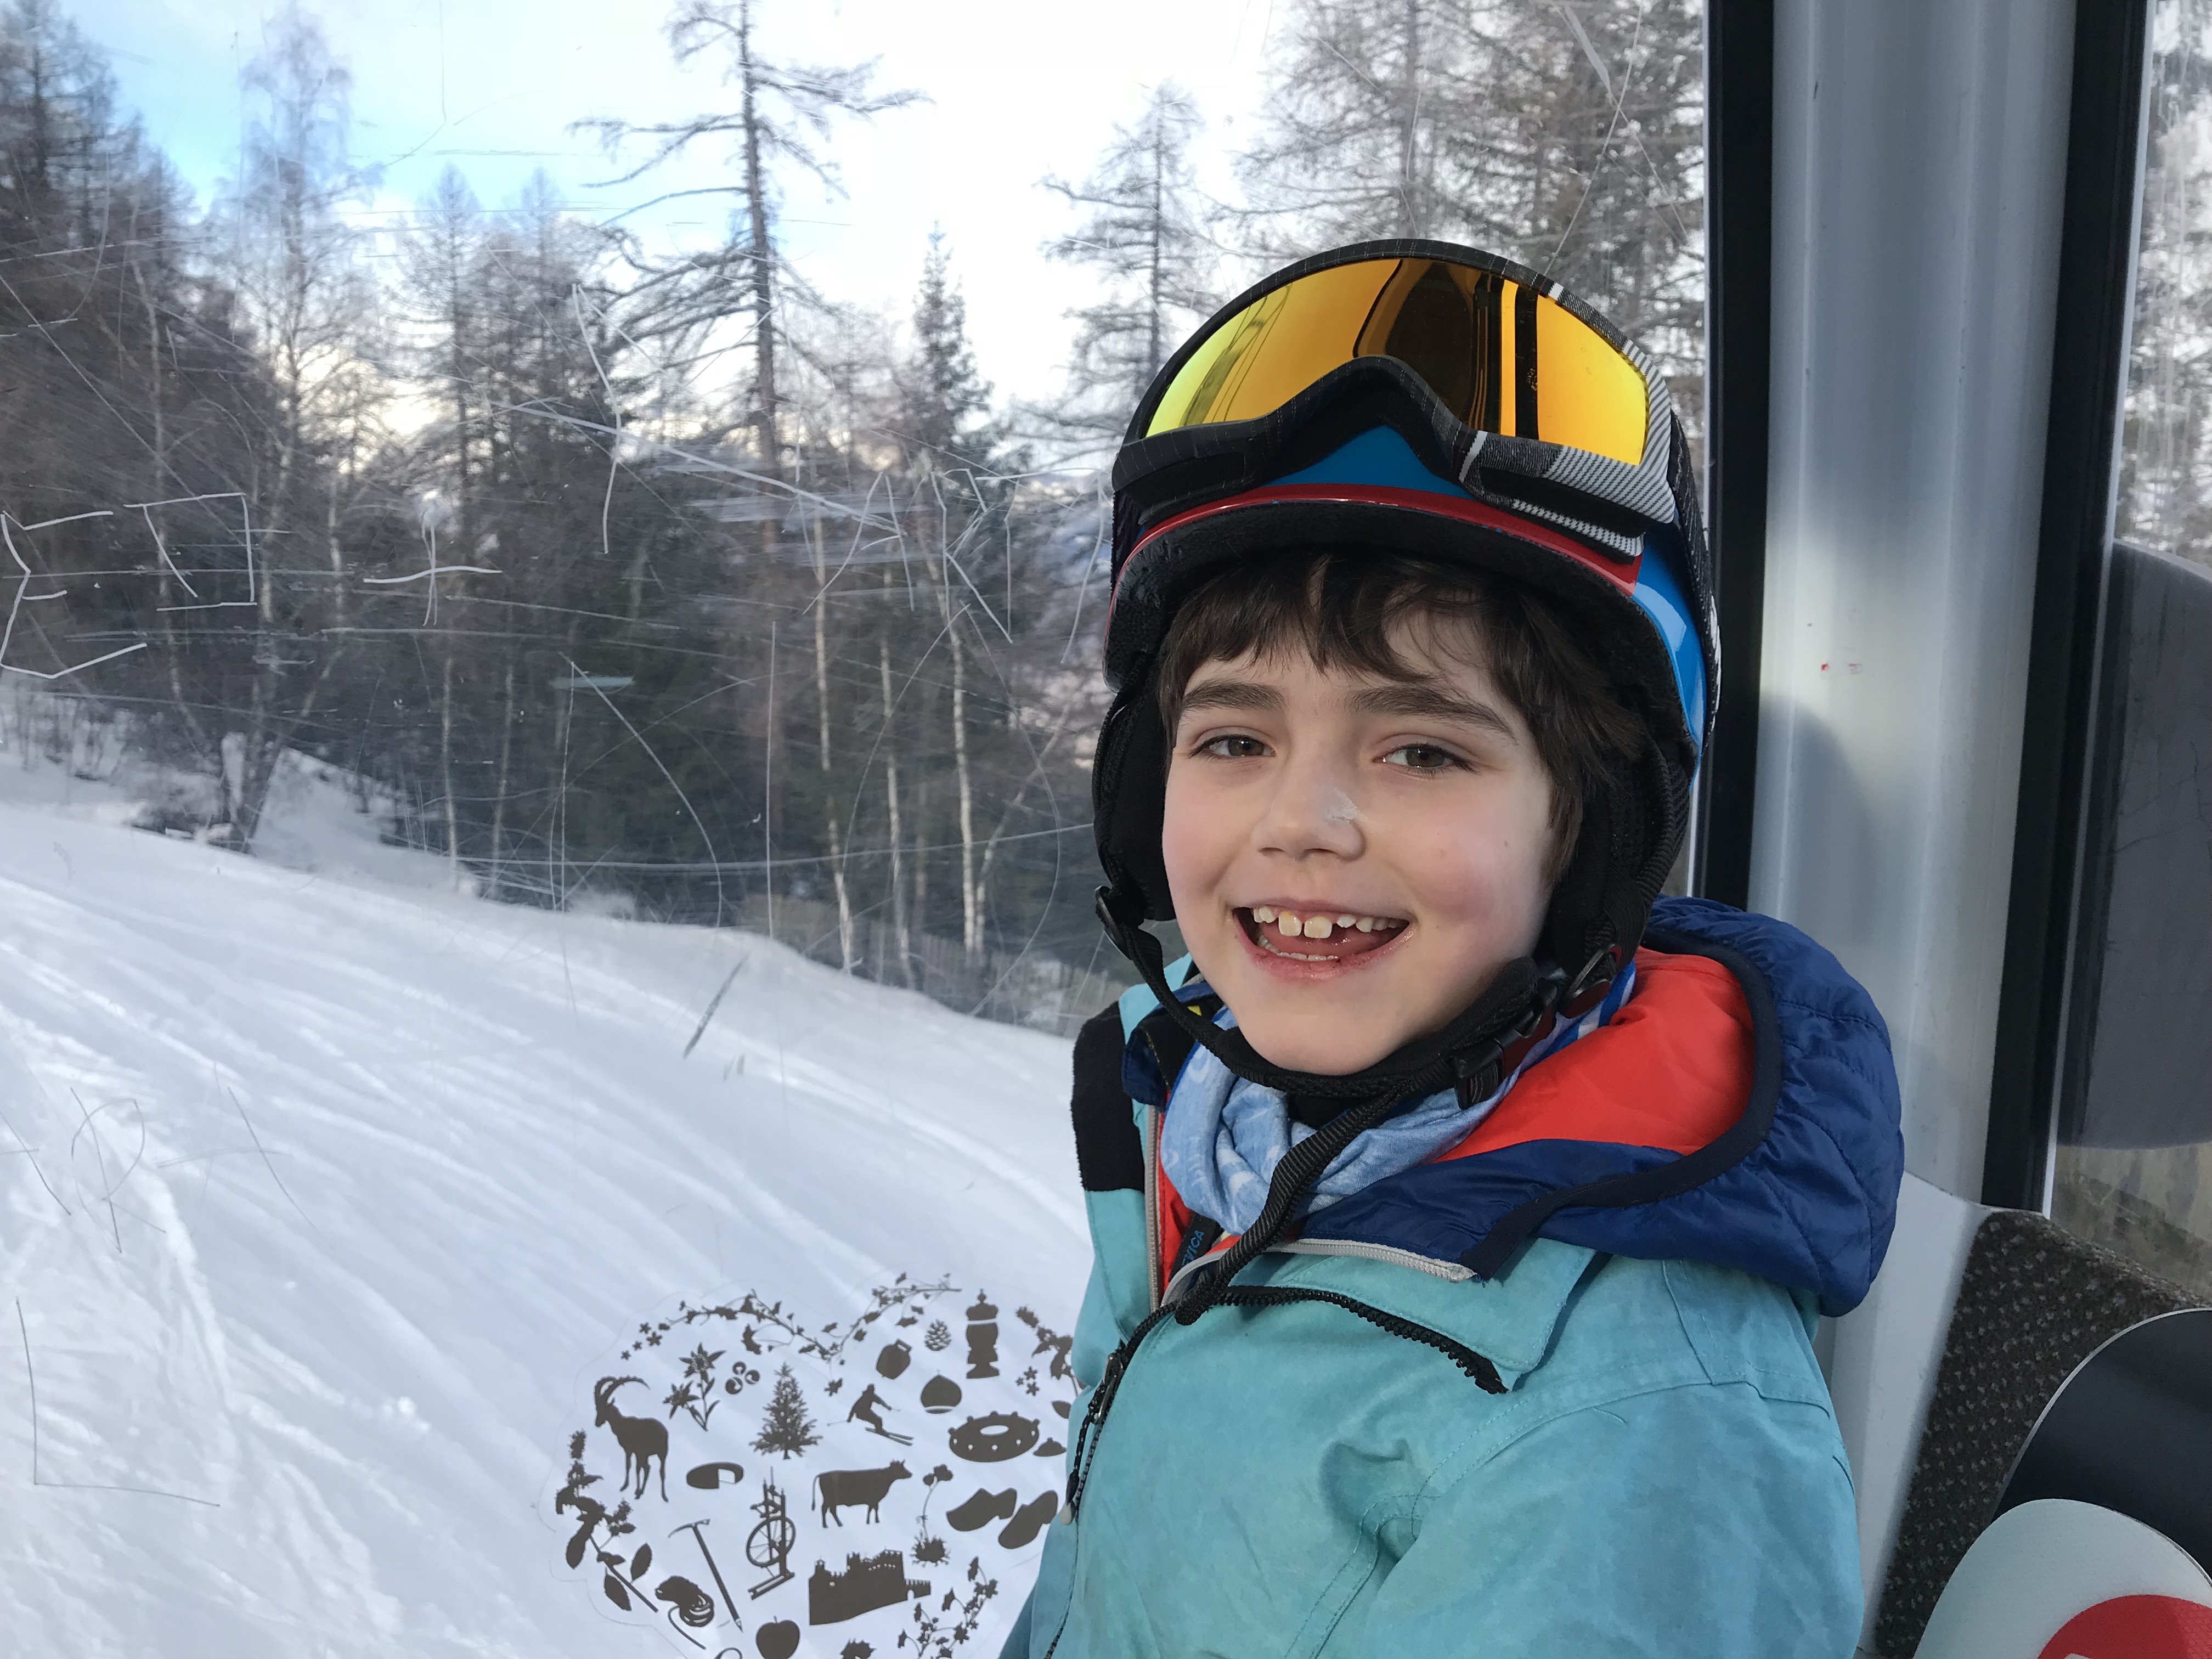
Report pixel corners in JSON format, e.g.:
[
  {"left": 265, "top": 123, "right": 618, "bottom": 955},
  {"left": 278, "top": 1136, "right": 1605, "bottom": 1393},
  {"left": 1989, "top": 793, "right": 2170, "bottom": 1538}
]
[{"left": 1982, "top": 0, "right": 2155, "bottom": 1212}]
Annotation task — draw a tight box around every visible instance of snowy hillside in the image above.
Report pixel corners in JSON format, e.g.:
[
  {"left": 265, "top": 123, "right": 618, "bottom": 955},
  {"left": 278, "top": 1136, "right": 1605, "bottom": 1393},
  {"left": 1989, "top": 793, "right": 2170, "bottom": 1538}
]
[{"left": 0, "top": 754, "right": 1088, "bottom": 1658}]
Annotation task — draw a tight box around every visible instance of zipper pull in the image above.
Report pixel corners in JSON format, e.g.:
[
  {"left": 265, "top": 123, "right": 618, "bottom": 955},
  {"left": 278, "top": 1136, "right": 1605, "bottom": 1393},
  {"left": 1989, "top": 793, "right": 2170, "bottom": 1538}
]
[
  {"left": 1099, "top": 1341, "right": 1132, "bottom": 1388},
  {"left": 1167, "top": 1261, "right": 1220, "bottom": 1323}
]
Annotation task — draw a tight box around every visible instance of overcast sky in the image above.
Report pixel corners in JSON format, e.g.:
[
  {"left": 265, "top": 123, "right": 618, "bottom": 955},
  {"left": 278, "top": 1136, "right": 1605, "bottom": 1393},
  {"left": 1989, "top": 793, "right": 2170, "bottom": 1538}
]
[{"left": 79, "top": 0, "right": 1277, "bottom": 408}]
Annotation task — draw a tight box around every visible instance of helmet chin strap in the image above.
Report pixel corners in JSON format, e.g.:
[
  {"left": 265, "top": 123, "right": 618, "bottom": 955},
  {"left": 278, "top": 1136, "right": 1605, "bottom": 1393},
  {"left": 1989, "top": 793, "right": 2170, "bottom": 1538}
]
[
  {"left": 1092, "top": 881, "right": 1579, "bottom": 1330},
  {"left": 1093, "top": 883, "right": 1570, "bottom": 1109}
]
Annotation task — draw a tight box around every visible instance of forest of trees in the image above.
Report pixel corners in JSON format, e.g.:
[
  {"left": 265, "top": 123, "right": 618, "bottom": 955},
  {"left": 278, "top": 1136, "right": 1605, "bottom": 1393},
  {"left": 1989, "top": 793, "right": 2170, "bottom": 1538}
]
[
  {"left": 2120, "top": 0, "right": 2212, "bottom": 566},
  {"left": 0, "top": 0, "right": 1707, "bottom": 1026}
]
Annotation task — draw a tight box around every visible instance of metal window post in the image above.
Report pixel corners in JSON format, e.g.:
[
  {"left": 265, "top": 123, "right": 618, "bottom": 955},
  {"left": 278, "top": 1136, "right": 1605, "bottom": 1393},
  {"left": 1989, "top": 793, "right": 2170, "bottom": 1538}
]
[{"left": 1751, "top": 2, "right": 2081, "bottom": 1641}]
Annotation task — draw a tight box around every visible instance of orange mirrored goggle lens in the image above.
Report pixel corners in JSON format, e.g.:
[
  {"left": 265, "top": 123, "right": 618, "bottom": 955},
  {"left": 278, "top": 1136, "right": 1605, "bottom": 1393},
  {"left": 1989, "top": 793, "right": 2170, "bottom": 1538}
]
[{"left": 1145, "top": 257, "right": 1649, "bottom": 467}]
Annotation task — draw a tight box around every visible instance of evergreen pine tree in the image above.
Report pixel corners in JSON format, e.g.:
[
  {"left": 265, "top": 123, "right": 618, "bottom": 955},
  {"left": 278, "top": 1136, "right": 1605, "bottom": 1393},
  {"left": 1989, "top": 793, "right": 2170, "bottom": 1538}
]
[
  {"left": 892, "top": 232, "right": 1023, "bottom": 961},
  {"left": 900, "top": 228, "right": 998, "bottom": 467},
  {"left": 752, "top": 1365, "right": 820, "bottom": 1459}
]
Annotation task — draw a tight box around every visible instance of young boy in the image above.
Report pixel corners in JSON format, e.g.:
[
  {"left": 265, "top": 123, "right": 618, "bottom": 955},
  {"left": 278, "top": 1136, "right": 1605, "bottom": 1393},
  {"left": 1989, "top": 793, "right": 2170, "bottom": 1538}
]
[{"left": 1002, "top": 244, "right": 1904, "bottom": 1657}]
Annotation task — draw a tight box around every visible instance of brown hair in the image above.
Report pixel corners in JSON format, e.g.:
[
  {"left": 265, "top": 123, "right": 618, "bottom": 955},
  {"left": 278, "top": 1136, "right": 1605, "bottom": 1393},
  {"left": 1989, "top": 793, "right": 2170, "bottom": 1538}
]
[{"left": 1154, "top": 549, "right": 1643, "bottom": 885}]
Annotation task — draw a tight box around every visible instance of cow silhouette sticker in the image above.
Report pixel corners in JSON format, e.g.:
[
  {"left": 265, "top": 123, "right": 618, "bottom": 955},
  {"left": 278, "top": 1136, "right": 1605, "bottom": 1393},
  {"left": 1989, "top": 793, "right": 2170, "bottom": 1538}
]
[
  {"left": 814, "top": 1461, "right": 911, "bottom": 1526},
  {"left": 548, "top": 1276, "right": 1072, "bottom": 1655}
]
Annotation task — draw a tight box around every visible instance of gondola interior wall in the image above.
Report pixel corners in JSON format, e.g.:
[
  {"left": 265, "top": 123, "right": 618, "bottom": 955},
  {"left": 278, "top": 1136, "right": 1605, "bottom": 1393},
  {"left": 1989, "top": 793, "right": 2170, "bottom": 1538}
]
[{"left": 1731, "top": 3, "right": 2077, "bottom": 1639}]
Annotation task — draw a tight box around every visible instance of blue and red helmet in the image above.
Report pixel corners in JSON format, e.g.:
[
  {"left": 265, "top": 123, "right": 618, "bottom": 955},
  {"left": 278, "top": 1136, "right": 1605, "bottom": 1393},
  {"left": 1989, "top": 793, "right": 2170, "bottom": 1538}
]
[{"left": 1092, "top": 240, "right": 1717, "bottom": 1032}]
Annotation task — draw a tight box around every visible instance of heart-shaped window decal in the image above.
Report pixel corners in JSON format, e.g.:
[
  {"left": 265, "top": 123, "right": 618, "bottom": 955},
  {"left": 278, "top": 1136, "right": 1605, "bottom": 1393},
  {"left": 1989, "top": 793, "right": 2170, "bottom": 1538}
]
[{"left": 545, "top": 1274, "right": 1076, "bottom": 1656}]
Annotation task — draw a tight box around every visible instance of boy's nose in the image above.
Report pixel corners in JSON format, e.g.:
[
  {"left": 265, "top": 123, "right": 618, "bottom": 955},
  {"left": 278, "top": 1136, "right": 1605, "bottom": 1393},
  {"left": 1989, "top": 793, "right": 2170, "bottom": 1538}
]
[{"left": 1252, "top": 759, "right": 1366, "bottom": 860}]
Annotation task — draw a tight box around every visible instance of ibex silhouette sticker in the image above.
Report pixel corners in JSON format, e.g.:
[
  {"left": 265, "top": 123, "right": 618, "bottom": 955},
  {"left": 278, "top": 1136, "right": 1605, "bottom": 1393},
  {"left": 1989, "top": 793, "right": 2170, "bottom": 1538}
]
[{"left": 594, "top": 1376, "right": 669, "bottom": 1501}]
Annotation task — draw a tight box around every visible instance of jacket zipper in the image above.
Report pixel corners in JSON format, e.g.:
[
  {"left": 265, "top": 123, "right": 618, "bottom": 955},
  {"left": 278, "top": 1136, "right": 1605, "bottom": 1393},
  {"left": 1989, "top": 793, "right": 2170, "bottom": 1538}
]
[
  {"left": 1199, "top": 1285, "right": 1508, "bottom": 1389},
  {"left": 1063, "top": 1281, "right": 1505, "bottom": 1525},
  {"left": 1141, "top": 1103, "right": 1163, "bottom": 1311}
]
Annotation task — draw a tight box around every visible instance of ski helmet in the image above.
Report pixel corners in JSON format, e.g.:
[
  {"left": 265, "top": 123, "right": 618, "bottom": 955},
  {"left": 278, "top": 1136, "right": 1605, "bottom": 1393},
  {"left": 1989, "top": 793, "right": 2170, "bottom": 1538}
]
[{"left": 1091, "top": 239, "right": 1718, "bottom": 1097}]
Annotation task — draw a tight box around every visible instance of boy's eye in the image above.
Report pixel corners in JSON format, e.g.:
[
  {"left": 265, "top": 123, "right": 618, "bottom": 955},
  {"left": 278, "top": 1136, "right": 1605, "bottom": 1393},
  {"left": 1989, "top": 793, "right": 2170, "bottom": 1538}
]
[
  {"left": 1196, "top": 734, "right": 1270, "bottom": 760},
  {"left": 1384, "top": 742, "right": 1463, "bottom": 772}
]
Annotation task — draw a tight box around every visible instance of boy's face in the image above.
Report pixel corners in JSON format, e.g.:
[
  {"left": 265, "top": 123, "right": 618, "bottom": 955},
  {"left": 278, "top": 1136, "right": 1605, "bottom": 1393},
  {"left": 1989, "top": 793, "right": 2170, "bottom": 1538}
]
[{"left": 1160, "top": 618, "right": 1556, "bottom": 1076}]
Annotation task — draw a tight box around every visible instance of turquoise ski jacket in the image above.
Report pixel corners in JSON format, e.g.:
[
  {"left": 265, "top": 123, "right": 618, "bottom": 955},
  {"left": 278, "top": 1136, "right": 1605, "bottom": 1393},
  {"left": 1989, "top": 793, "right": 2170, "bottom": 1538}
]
[{"left": 1001, "top": 898, "right": 1903, "bottom": 1658}]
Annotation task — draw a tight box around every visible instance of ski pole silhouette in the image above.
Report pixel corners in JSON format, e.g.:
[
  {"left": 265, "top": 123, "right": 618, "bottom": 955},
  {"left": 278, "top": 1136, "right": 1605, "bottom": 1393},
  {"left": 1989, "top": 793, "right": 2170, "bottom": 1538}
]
[
  {"left": 845, "top": 1382, "right": 913, "bottom": 1444},
  {"left": 670, "top": 1518, "right": 740, "bottom": 1629}
]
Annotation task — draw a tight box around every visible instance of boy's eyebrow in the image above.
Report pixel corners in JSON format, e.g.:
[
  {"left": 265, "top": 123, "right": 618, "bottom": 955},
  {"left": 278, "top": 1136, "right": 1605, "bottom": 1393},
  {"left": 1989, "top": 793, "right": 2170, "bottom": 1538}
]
[
  {"left": 1348, "top": 682, "right": 1518, "bottom": 741},
  {"left": 1177, "top": 679, "right": 1284, "bottom": 718}
]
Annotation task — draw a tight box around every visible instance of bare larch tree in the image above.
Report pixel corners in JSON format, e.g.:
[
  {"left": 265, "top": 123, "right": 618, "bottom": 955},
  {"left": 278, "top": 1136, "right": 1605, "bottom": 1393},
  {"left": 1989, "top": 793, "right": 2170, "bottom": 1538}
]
[{"left": 576, "top": 0, "right": 920, "bottom": 487}]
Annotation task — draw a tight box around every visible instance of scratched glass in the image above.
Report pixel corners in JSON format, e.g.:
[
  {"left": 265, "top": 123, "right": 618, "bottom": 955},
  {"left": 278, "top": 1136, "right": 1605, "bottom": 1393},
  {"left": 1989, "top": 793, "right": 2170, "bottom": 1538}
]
[
  {"left": 0, "top": 3, "right": 1705, "bottom": 1653},
  {"left": 2049, "top": 0, "right": 2212, "bottom": 1301}
]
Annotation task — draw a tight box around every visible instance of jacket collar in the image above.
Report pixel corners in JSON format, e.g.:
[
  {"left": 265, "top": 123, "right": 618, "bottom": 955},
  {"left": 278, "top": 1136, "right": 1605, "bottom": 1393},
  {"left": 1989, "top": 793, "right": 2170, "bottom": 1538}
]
[{"left": 1136, "top": 898, "right": 1904, "bottom": 1318}]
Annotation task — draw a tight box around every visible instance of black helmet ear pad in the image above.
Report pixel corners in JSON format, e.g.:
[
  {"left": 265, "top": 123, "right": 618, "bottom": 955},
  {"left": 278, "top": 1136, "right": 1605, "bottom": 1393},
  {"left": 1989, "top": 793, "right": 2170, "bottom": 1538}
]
[
  {"left": 1092, "top": 675, "right": 1176, "bottom": 921},
  {"left": 1536, "top": 725, "right": 1691, "bottom": 983}
]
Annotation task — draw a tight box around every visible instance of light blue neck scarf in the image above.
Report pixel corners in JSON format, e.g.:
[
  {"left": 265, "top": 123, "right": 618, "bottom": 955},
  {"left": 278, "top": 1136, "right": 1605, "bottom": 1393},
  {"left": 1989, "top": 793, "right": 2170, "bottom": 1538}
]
[{"left": 1157, "top": 964, "right": 1639, "bottom": 1236}]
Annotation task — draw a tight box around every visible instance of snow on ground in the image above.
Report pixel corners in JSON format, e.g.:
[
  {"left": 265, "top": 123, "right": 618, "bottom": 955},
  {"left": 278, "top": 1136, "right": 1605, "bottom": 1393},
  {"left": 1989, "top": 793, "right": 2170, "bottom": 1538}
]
[{"left": 0, "top": 742, "right": 1087, "bottom": 1657}]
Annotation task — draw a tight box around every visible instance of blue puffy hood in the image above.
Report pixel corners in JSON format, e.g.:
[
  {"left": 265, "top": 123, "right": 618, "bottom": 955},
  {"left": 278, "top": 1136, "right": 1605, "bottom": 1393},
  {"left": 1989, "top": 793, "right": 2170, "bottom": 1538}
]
[{"left": 1291, "top": 897, "right": 1904, "bottom": 1316}]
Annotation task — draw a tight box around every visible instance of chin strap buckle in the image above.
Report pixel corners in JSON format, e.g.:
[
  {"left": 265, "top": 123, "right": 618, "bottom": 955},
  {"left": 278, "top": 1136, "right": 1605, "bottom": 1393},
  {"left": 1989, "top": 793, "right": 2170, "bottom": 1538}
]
[
  {"left": 1096, "top": 882, "right": 1172, "bottom": 981},
  {"left": 1447, "top": 952, "right": 1584, "bottom": 1111},
  {"left": 1094, "top": 883, "right": 1141, "bottom": 952},
  {"left": 1562, "top": 943, "right": 1620, "bottom": 1006},
  {"left": 1451, "top": 1043, "right": 1504, "bottom": 1111}
]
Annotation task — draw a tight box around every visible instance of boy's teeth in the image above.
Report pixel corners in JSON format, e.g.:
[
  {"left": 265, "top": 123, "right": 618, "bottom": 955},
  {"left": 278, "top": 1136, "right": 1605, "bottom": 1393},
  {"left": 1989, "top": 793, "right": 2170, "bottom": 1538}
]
[{"left": 1249, "top": 907, "right": 1408, "bottom": 944}]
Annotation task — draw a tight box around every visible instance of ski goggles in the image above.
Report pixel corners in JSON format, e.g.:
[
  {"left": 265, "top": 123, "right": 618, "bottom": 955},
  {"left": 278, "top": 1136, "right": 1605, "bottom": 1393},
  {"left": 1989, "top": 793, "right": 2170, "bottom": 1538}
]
[{"left": 1124, "top": 241, "right": 1678, "bottom": 557}]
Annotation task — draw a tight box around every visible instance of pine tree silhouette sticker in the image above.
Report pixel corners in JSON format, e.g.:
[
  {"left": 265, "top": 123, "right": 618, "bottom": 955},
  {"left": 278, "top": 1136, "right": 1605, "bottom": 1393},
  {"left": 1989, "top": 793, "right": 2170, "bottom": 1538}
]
[{"left": 752, "top": 1365, "right": 820, "bottom": 1460}]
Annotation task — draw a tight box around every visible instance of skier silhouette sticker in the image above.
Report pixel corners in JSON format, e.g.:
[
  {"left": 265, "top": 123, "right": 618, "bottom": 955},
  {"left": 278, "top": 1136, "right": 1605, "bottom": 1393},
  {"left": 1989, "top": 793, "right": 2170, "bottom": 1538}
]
[
  {"left": 846, "top": 1383, "right": 913, "bottom": 1444},
  {"left": 545, "top": 1276, "right": 1076, "bottom": 1655}
]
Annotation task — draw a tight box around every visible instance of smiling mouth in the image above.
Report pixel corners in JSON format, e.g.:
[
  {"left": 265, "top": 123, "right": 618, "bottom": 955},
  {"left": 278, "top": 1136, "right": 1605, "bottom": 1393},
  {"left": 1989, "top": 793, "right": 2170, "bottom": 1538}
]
[{"left": 1236, "top": 905, "right": 1408, "bottom": 963}]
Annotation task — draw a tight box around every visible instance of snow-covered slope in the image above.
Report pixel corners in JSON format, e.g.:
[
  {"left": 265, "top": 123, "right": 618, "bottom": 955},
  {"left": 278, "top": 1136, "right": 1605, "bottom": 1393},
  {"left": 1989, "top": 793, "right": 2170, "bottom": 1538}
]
[{"left": 0, "top": 763, "right": 1087, "bottom": 1657}]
